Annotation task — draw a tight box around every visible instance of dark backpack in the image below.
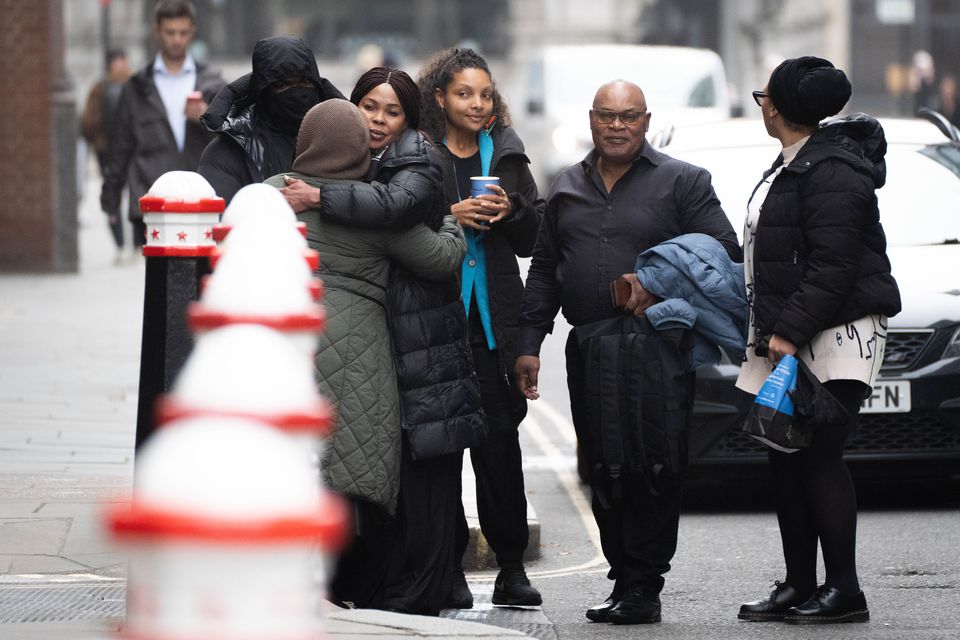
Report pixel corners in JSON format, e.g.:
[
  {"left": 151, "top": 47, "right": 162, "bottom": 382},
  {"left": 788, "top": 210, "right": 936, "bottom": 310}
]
[{"left": 575, "top": 315, "right": 694, "bottom": 505}]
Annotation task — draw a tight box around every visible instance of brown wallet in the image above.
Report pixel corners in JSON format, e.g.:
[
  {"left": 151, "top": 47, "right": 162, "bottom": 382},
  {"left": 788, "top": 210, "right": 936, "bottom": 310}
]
[{"left": 610, "top": 277, "right": 631, "bottom": 309}]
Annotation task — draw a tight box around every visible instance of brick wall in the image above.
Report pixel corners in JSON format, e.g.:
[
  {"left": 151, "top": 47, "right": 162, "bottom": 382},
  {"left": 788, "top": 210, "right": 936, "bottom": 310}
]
[{"left": 0, "top": 0, "right": 76, "bottom": 272}]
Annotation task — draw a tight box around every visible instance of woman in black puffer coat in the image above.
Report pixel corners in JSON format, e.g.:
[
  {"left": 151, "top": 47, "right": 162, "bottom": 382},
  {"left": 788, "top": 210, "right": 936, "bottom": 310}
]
[
  {"left": 280, "top": 67, "right": 485, "bottom": 617},
  {"left": 737, "top": 57, "right": 900, "bottom": 626}
]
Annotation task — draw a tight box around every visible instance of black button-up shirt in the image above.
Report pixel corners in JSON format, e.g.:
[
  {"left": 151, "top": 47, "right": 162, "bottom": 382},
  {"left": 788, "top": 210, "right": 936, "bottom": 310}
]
[{"left": 518, "top": 142, "right": 741, "bottom": 356}]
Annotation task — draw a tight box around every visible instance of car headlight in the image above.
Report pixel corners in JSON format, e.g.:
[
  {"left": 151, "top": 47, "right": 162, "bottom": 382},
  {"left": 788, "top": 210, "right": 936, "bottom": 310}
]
[
  {"left": 943, "top": 326, "right": 960, "bottom": 359},
  {"left": 551, "top": 125, "right": 578, "bottom": 154}
]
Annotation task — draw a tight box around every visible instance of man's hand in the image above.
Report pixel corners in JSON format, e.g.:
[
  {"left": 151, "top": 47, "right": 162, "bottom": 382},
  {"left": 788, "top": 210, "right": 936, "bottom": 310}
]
[
  {"left": 515, "top": 355, "right": 541, "bottom": 400},
  {"left": 280, "top": 176, "right": 322, "bottom": 213},
  {"left": 767, "top": 334, "right": 797, "bottom": 364},
  {"left": 184, "top": 98, "right": 208, "bottom": 121},
  {"left": 621, "top": 273, "right": 657, "bottom": 317}
]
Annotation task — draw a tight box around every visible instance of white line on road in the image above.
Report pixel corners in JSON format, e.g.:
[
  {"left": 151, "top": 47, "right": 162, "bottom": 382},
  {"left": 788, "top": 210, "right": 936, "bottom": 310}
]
[{"left": 520, "top": 409, "right": 606, "bottom": 579}]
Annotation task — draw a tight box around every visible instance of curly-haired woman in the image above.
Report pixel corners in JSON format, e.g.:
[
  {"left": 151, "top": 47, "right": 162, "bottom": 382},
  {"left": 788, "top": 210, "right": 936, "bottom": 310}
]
[{"left": 417, "top": 47, "right": 544, "bottom": 608}]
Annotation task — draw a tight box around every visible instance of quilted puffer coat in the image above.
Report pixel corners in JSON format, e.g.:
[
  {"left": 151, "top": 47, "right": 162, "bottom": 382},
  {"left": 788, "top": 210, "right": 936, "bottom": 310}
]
[
  {"left": 751, "top": 114, "right": 901, "bottom": 348},
  {"left": 265, "top": 173, "right": 466, "bottom": 514}
]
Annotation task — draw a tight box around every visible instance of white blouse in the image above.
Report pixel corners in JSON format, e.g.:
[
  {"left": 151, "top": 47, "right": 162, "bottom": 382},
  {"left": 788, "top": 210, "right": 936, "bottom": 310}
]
[{"left": 736, "top": 137, "right": 887, "bottom": 396}]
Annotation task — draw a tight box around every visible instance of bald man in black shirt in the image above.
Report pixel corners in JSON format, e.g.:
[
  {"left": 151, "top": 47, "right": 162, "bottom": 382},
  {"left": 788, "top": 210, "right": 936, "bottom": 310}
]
[{"left": 516, "top": 80, "right": 740, "bottom": 625}]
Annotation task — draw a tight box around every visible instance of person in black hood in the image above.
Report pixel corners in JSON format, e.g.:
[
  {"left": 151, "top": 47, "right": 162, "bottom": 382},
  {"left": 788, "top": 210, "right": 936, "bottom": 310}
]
[
  {"left": 197, "top": 35, "right": 343, "bottom": 202},
  {"left": 738, "top": 57, "right": 900, "bottom": 626}
]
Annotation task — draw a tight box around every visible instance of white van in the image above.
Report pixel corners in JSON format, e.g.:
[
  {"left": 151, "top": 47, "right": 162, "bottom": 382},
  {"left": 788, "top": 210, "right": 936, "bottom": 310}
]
[{"left": 516, "top": 44, "right": 732, "bottom": 187}]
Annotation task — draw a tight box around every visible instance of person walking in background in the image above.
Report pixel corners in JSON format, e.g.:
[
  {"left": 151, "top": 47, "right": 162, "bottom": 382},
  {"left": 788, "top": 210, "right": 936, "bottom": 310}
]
[
  {"left": 938, "top": 73, "right": 960, "bottom": 127},
  {"left": 81, "top": 48, "right": 132, "bottom": 262},
  {"left": 100, "top": 0, "right": 224, "bottom": 248},
  {"left": 198, "top": 35, "right": 343, "bottom": 202},
  {"left": 263, "top": 98, "right": 467, "bottom": 614},
  {"left": 908, "top": 50, "right": 937, "bottom": 114},
  {"left": 738, "top": 57, "right": 900, "bottom": 625},
  {"left": 515, "top": 79, "right": 740, "bottom": 625},
  {"left": 417, "top": 47, "right": 544, "bottom": 609},
  {"left": 281, "top": 66, "right": 486, "bottom": 615}
]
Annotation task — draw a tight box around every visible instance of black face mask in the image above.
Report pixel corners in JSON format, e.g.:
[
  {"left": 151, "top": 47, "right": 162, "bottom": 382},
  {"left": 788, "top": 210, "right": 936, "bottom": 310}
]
[{"left": 259, "top": 85, "right": 321, "bottom": 135}]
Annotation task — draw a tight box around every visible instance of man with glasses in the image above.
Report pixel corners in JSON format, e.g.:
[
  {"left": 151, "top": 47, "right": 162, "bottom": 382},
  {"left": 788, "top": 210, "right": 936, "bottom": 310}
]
[{"left": 516, "top": 80, "right": 740, "bottom": 625}]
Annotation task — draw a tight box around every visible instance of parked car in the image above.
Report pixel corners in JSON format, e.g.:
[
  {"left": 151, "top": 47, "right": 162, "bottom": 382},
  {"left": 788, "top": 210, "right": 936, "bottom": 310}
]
[
  {"left": 654, "top": 113, "right": 960, "bottom": 480},
  {"left": 514, "top": 44, "right": 732, "bottom": 188}
]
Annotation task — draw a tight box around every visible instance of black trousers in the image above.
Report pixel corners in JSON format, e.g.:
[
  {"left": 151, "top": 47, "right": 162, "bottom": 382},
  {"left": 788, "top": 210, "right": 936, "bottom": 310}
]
[
  {"left": 96, "top": 152, "right": 125, "bottom": 249},
  {"left": 768, "top": 379, "right": 867, "bottom": 595},
  {"left": 455, "top": 342, "right": 530, "bottom": 567},
  {"left": 565, "top": 329, "right": 687, "bottom": 594}
]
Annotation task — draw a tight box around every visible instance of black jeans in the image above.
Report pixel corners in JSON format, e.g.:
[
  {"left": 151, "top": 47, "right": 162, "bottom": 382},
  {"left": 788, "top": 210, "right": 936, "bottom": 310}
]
[
  {"left": 455, "top": 342, "right": 530, "bottom": 567},
  {"left": 769, "top": 378, "right": 867, "bottom": 595},
  {"left": 565, "top": 328, "right": 687, "bottom": 594}
]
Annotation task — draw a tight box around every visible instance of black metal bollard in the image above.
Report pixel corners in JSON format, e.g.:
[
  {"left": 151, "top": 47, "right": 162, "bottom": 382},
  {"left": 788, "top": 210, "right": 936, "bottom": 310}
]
[{"left": 134, "top": 173, "right": 224, "bottom": 451}]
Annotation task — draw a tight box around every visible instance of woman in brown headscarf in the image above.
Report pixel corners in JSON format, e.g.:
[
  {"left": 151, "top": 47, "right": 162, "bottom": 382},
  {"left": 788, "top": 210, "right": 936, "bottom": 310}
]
[
  {"left": 737, "top": 57, "right": 900, "bottom": 625},
  {"left": 264, "top": 98, "right": 466, "bottom": 609}
]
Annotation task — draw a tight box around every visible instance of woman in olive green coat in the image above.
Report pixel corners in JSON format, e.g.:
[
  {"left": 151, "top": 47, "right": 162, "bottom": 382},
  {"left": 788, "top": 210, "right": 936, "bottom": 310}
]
[{"left": 265, "top": 99, "right": 465, "bottom": 515}]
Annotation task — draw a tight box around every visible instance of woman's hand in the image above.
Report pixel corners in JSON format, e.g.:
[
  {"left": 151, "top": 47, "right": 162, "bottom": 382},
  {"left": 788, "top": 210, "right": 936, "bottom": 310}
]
[
  {"left": 280, "top": 176, "right": 322, "bottom": 213},
  {"left": 451, "top": 185, "right": 511, "bottom": 231},
  {"left": 767, "top": 334, "right": 797, "bottom": 364}
]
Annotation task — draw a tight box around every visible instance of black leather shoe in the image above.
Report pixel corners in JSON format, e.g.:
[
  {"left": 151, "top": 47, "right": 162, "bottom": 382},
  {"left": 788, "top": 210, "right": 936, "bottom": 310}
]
[
  {"left": 585, "top": 594, "right": 619, "bottom": 623},
  {"left": 492, "top": 564, "right": 542, "bottom": 606},
  {"left": 605, "top": 585, "right": 661, "bottom": 625},
  {"left": 448, "top": 567, "right": 473, "bottom": 609},
  {"left": 783, "top": 586, "right": 869, "bottom": 624},
  {"left": 738, "top": 581, "right": 810, "bottom": 621}
]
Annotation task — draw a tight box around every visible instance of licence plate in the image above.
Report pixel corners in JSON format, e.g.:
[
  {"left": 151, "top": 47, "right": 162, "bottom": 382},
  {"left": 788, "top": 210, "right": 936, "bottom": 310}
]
[{"left": 861, "top": 380, "right": 911, "bottom": 414}]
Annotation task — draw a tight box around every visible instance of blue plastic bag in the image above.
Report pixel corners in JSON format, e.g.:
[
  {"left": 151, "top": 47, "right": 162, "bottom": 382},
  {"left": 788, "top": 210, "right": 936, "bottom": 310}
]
[{"left": 742, "top": 354, "right": 813, "bottom": 452}]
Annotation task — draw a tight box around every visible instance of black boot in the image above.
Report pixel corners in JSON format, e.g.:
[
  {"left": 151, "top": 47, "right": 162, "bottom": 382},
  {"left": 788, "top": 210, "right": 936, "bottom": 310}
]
[
  {"left": 585, "top": 593, "right": 618, "bottom": 622},
  {"left": 448, "top": 567, "right": 474, "bottom": 609},
  {"left": 738, "top": 581, "right": 811, "bottom": 621},
  {"left": 605, "top": 584, "right": 661, "bottom": 625},
  {"left": 783, "top": 586, "right": 869, "bottom": 624},
  {"left": 492, "top": 563, "right": 542, "bottom": 606}
]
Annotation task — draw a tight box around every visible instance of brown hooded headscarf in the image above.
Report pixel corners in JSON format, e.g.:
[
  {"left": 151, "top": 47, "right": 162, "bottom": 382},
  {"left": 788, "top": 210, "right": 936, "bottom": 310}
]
[{"left": 293, "top": 99, "right": 370, "bottom": 180}]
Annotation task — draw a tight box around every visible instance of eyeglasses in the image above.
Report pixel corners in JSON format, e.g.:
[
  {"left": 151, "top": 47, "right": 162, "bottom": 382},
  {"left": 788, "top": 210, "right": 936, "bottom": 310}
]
[
  {"left": 590, "top": 109, "right": 647, "bottom": 125},
  {"left": 752, "top": 90, "right": 768, "bottom": 107}
]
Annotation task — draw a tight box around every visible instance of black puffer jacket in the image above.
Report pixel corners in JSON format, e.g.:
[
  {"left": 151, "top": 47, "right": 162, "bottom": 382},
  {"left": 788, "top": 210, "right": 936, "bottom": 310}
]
[
  {"left": 436, "top": 123, "right": 545, "bottom": 385},
  {"left": 752, "top": 113, "right": 901, "bottom": 348},
  {"left": 323, "top": 127, "right": 486, "bottom": 459},
  {"left": 198, "top": 37, "right": 343, "bottom": 202}
]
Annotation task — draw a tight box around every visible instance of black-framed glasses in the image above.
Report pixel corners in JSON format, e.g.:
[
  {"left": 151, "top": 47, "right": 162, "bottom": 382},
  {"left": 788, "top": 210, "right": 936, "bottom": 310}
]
[
  {"left": 752, "top": 90, "right": 768, "bottom": 107},
  {"left": 590, "top": 109, "right": 647, "bottom": 125}
]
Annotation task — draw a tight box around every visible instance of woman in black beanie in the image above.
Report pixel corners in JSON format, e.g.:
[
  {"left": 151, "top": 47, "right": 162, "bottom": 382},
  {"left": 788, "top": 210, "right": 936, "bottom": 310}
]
[{"left": 736, "top": 57, "right": 900, "bottom": 624}]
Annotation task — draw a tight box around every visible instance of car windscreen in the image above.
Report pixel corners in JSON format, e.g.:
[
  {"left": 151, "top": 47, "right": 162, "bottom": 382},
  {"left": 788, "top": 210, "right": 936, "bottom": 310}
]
[{"left": 672, "top": 143, "right": 960, "bottom": 247}]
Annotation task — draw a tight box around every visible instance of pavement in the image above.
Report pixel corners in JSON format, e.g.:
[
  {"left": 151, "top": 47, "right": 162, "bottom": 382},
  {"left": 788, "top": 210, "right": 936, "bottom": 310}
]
[{"left": 0, "top": 171, "right": 537, "bottom": 638}]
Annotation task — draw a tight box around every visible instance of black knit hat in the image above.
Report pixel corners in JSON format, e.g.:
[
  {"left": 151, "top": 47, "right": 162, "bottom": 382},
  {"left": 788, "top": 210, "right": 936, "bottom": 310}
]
[
  {"left": 293, "top": 99, "right": 370, "bottom": 180},
  {"left": 768, "top": 56, "right": 852, "bottom": 126}
]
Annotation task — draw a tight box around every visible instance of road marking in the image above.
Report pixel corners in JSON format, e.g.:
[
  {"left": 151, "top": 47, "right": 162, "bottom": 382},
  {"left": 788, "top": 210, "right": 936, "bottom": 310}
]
[
  {"left": 528, "top": 400, "right": 577, "bottom": 446},
  {"left": 520, "top": 410, "right": 605, "bottom": 578}
]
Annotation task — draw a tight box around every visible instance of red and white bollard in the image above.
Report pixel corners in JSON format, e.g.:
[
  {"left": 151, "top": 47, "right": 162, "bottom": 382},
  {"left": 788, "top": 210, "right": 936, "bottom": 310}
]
[
  {"left": 155, "top": 324, "right": 335, "bottom": 466},
  {"left": 135, "top": 171, "right": 225, "bottom": 451},
  {"left": 139, "top": 171, "right": 225, "bottom": 258},
  {"left": 109, "top": 417, "right": 347, "bottom": 639},
  {"left": 213, "top": 182, "right": 308, "bottom": 243}
]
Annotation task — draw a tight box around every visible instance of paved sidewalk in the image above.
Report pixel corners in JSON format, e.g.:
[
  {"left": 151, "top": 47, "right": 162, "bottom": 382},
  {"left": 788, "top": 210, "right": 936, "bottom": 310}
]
[{"left": 0, "top": 178, "right": 534, "bottom": 638}]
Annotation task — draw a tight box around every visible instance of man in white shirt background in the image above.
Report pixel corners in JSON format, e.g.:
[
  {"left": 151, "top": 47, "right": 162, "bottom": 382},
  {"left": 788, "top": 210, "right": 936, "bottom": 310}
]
[{"left": 101, "top": 0, "right": 224, "bottom": 249}]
